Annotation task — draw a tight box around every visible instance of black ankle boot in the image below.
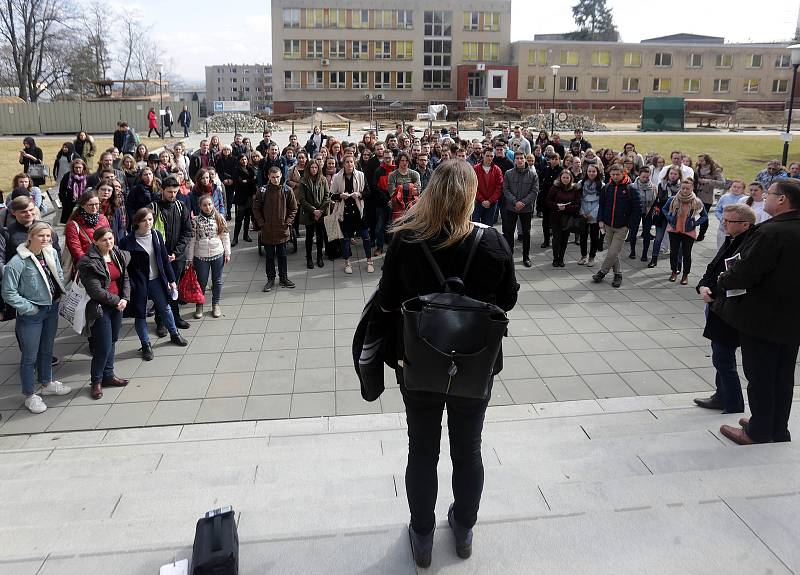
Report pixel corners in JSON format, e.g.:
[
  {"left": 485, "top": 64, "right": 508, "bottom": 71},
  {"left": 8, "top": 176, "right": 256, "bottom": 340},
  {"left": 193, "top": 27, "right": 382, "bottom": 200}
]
[
  {"left": 408, "top": 524, "right": 434, "bottom": 568},
  {"left": 306, "top": 256, "right": 314, "bottom": 269},
  {"left": 647, "top": 256, "right": 658, "bottom": 268},
  {"left": 448, "top": 504, "right": 473, "bottom": 559}
]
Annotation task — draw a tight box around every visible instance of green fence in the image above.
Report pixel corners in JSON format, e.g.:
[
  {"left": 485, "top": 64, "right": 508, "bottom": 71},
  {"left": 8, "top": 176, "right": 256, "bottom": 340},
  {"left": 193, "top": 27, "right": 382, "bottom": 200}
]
[{"left": 641, "top": 97, "right": 685, "bottom": 132}]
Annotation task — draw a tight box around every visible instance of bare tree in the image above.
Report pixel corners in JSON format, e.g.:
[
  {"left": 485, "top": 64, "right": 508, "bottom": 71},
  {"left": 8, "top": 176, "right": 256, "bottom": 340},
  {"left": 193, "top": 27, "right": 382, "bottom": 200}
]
[{"left": 118, "top": 15, "right": 141, "bottom": 96}]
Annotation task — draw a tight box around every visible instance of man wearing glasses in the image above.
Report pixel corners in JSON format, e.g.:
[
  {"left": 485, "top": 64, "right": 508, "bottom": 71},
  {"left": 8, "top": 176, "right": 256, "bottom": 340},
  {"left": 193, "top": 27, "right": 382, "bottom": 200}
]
[{"left": 715, "top": 179, "right": 800, "bottom": 444}]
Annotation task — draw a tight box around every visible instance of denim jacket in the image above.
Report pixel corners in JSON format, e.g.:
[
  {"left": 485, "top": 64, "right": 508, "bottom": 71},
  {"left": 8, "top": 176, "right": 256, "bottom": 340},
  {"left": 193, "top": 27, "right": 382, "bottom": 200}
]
[{"left": 1, "top": 244, "right": 66, "bottom": 316}]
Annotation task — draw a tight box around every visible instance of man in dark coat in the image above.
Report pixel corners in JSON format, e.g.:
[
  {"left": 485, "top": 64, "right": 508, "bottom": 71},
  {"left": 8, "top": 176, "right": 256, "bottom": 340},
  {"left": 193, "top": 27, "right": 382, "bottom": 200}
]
[
  {"left": 252, "top": 167, "right": 298, "bottom": 292},
  {"left": 178, "top": 106, "right": 192, "bottom": 138},
  {"left": 716, "top": 178, "right": 800, "bottom": 444},
  {"left": 694, "top": 203, "right": 755, "bottom": 414},
  {"left": 149, "top": 177, "right": 192, "bottom": 331}
]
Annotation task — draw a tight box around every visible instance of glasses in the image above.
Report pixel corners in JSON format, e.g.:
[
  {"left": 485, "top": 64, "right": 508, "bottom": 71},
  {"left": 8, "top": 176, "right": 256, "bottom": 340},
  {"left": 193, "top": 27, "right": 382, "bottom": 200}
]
[
  {"left": 765, "top": 191, "right": 785, "bottom": 197},
  {"left": 85, "top": 202, "right": 100, "bottom": 208}
]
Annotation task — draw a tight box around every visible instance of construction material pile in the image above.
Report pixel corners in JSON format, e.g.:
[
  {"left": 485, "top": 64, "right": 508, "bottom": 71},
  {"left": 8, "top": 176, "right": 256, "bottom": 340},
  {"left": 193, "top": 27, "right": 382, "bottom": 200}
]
[
  {"left": 205, "top": 113, "right": 278, "bottom": 133},
  {"left": 524, "top": 112, "right": 609, "bottom": 132}
]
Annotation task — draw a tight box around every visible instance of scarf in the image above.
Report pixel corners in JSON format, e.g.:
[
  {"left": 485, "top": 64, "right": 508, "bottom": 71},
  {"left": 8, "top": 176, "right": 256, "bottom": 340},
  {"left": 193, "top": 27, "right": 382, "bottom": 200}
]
[
  {"left": 195, "top": 181, "right": 213, "bottom": 196},
  {"left": 78, "top": 207, "right": 100, "bottom": 227},
  {"left": 195, "top": 211, "right": 218, "bottom": 239},
  {"left": 69, "top": 173, "right": 87, "bottom": 201},
  {"left": 669, "top": 188, "right": 702, "bottom": 216}
]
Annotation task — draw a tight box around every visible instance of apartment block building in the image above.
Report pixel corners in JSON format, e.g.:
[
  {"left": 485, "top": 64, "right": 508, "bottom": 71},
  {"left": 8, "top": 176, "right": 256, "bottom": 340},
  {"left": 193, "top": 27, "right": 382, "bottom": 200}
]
[
  {"left": 270, "top": 0, "right": 514, "bottom": 113},
  {"left": 512, "top": 35, "right": 793, "bottom": 107},
  {"left": 205, "top": 64, "right": 274, "bottom": 112}
]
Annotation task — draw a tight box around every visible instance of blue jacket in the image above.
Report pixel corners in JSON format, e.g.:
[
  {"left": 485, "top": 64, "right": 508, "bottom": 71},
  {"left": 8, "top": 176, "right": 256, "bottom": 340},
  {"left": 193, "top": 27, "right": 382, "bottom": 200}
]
[
  {"left": 118, "top": 229, "right": 175, "bottom": 319},
  {"left": 597, "top": 177, "right": 641, "bottom": 229},
  {"left": 663, "top": 197, "right": 709, "bottom": 233},
  {"left": 1, "top": 244, "right": 66, "bottom": 316},
  {"left": 188, "top": 185, "right": 226, "bottom": 217}
]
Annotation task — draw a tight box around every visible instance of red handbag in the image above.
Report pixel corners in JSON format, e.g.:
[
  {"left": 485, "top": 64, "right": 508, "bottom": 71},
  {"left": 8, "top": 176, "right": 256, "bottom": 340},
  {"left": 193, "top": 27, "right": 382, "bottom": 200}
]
[{"left": 179, "top": 265, "right": 205, "bottom": 304}]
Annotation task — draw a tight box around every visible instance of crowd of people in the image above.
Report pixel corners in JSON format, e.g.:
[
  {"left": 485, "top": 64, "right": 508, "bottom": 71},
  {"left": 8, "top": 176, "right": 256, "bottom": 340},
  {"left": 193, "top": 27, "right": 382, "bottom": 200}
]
[{"left": 0, "top": 123, "right": 797, "bottom": 456}]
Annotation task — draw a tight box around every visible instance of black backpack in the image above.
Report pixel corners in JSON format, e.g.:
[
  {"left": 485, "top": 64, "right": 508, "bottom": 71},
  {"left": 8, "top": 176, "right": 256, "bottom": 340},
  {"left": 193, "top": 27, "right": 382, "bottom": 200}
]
[
  {"left": 401, "top": 227, "right": 509, "bottom": 399},
  {"left": 191, "top": 506, "right": 239, "bottom": 575}
]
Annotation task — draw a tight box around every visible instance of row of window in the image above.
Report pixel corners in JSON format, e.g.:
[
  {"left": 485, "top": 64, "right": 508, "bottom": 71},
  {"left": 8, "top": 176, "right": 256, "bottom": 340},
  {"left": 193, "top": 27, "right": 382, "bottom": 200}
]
[
  {"left": 526, "top": 75, "right": 791, "bottom": 94},
  {"left": 282, "top": 8, "right": 500, "bottom": 32},
  {"left": 284, "top": 70, "right": 412, "bottom": 90},
  {"left": 212, "top": 67, "right": 271, "bottom": 74},
  {"left": 283, "top": 40, "right": 413, "bottom": 60},
  {"left": 214, "top": 77, "right": 270, "bottom": 84},
  {"left": 463, "top": 42, "right": 499, "bottom": 62},
  {"left": 216, "top": 86, "right": 273, "bottom": 94},
  {"left": 528, "top": 49, "right": 792, "bottom": 69}
]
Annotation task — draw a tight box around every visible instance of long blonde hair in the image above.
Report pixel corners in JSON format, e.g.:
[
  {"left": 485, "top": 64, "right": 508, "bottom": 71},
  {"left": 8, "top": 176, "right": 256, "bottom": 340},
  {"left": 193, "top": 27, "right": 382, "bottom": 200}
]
[{"left": 390, "top": 159, "right": 476, "bottom": 249}]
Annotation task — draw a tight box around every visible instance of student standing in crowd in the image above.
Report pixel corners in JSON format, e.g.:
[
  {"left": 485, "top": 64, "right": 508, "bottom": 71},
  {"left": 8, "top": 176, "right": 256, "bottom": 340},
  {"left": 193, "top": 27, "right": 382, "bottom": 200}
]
[
  {"left": 253, "top": 167, "right": 298, "bottom": 292},
  {"left": 331, "top": 155, "right": 374, "bottom": 274},
  {"left": 647, "top": 166, "right": 682, "bottom": 268},
  {"left": 714, "top": 180, "right": 749, "bottom": 247},
  {"left": 693, "top": 155, "right": 724, "bottom": 241},
  {"left": 628, "top": 166, "right": 656, "bottom": 260},
  {"left": 664, "top": 179, "right": 708, "bottom": 285},
  {"left": 371, "top": 148, "right": 396, "bottom": 257},
  {"left": 65, "top": 190, "right": 110, "bottom": 267},
  {"left": 547, "top": 171, "right": 582, "bottom": 267},
  {"left": 299, "top": 159, "right": 330, "bottom": 269},
  {"left": 19, "top": 137, "right": 45, "bottom": 188},
  {"left": 577, "top": 164, "right": 602, "bottom": 266},
  {"left": 501, "top": 151, "right": 539, "bottom": 267},
  {"left": 472, "top": 148, "right": 504, "bottom": 227},
  {"left": 537, "top": 153, "right": 563, "bottom": 249},
  {"left": 58, "top": 158, "right": 89, "bottom": 225},
  {"left": 231, "top": 154, "right": 256, "bottom": 246},
  {"left": 147, "top": 107, "right": 161, "bottom": 138},
  {"left": 186, "top": 195, "right": 231, "bottom": 319}
]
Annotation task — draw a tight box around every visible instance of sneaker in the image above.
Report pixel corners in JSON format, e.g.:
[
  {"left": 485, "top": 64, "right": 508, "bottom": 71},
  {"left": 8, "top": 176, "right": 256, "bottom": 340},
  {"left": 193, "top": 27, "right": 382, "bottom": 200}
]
[
  {"left": 344, "top": 262, "right": 353, "bottom": 274},
  {"left": 366, "top": 261, "right": 375, "bottom": 273},
  {"left": 592, "top": 271, "right": 606, "bottom": 283},
  {"left": 586, "top": 257, "right": 595, "bottom": 267},
  {"left": 24, "top": 394, "right": 47, "bottom": 414},
  {"left": 577, "top": 256, "right": 588, "bottom": 265},
  {"left": 170, "top": 333, "right": 189, "bottom": 346},
  {"left": 279, "top": 277, "right": 296, "bottom": 288},
  {"left": 263, "top": 279, "right": 275, "bottom": 292},
  {"left": 193, "top": 304, "right": 203, "bottom": 319},
  {"left": 40, "top": 381, "right": 72, "bottom": 396},
  {"left": 612, "top": 274, "right": 623, "bottom": 288},
  {"left": 51, "top": 356, "right": 60, "bottom": 367}
]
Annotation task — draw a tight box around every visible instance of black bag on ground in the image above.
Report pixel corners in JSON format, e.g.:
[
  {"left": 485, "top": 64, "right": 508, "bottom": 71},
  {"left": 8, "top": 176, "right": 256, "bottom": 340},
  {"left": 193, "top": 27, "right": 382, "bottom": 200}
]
[
  {"left": 401, "top": 227, "right": 509, "bottom": 399},
  {"left": 325, "top": 238, "right": 342, "bottom": 260},
  {"left": 191, "top": 506, "right": 239, "bottom": 575}
]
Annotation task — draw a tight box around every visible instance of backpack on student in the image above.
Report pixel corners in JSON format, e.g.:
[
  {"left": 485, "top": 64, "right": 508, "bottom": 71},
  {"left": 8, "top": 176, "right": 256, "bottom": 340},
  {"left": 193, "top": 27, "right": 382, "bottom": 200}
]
[{"left": 400, "top": 227, "right": 509, "bottom": 399}]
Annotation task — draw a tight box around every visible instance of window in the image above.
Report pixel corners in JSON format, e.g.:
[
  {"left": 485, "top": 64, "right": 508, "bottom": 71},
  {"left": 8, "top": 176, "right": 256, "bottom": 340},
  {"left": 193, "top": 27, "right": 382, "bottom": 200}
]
[
  {"left": 424, "top": 39, "right": 451, "bottom": 67},
  {"left": 329, "top": 40, "right": 346, "bottom": 59},
  {"left": 715, "top": 53, "right": 732, "bottom": 68},
  {"left": 464, "top": 11, "right": 479, "bottom": 31},
  {"left": 306, "top": 8, "right": 324, "bottom": 28},
  {"left": 396, "top": 41, "right": 413, "bottom": 60},
  {"left": 329, "top": 71, "right": 346, "bottom": 89},
  {"left": 463, "top": 42, "right": 479, "bottom": 61},
  {"left": 591, "top": 77, "right": 609, "bottom": 92},
  {"left": 560, "top": 51, "right": 579, "bottom": 66},
  {"left": 424, "top": 11, "right": 452, "bottom": 37},
  {"left": 230, "top": 78, "right": 237, "bottom": 83},
  {"left": 396, "top": 71, "right": 412, "bottom": 89},
  {"left": 283, "top": 39, "right": 300, "bottom": 59},
  {"left": 352, "top": 41, "right": 368, "bottom": 59},
  {"left": 352, "top": 71, "right": 368, "bottom": 89},
  {"left": 282, "top": 8, "right": 300, "bottom": 28},
  {"left": 329, "top": 9, "right": 346, "bottom": 28},
  {"left": 559, "top": 76, "right": 578, "bottom": 91},
  {"left": 397, "top": 10, "right": 412, "bottom": 29},
  {"left": 773, "top": 79, "right": 789, "bottom": 93},
  {"left": 376, "top": 9, "right": 393, "bottom": 29},
  {"left": 526, "top": 75, "right": 545, "bottom": 91},
  {"left": 374, "top": 71, "right": 391, "bottom": 89},
  {"left": 652, "top": 78, "right": 671, "bottom": 92},
  {"left": 713, "top": 78, "right": 730, "bottom": 93},
  {"left": 492, "top": 75, "right": 502, "bottom": 89},
  {"left": 528, "top": 49, "right": 547, "bottom": 66},
  {"left": 484, "top": 12, "right": 499, "bottom": 31},
  {"left": 622, "top": 77, "right": 639, "bottom": 92},
  {"left": 484, "top": 43, "right": 499, "bottom": 62},
  {"left": 306, "top": 40, "right": 323, "bottom": 60},
  {"left": 284, "top": 71, "right": 300, "bottom": 89},
  {"left": 624, "top": 52, "right": 641, "bottom": 67},
  {"left": 654, "top": 52, "right": 672, "bottom": 67},
  {"left": 746, "top": 54, "right": 762, "bottom": 68},
  {"left": 375, "top": 41, "right": 391, "bottom": 60},
  {"left": 591, "top": 51, "right": 610, "bottom": 66},
  {"left": 306, "top": 71, "right": 323, "bottom": 89},
  {"left": 776, "top": 54, "right": 790, "bottom": 68},
  {"left": 687, "top": 53, "right": 702, "bottom": 68},
  {"left": 230, "top": 87, "right": 237, "bottom": 93},
  {"left": 352, "top": 9, "right": 369, "bottom": 28},
  {"left": 743, "top": 79, "right": 760, "bottom": 93},
  {"left": 683, "top": 78, "right": 700, "bottom": 93},
  {"left": 423, "top": 69, "right": 451, "bottom": 90}
]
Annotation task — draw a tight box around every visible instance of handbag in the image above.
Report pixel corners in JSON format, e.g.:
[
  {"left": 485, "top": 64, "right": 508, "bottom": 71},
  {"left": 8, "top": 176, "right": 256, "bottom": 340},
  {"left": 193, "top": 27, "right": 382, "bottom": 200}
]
[
  {"left": 191, "top": 506, "right": 239, "bottom": 575},
  {"left": 179, "top": 265, "right": 205, "bottom": 304},
  {"left": 323, "top": 212, "right": 343, "bottom": 241},
  {"left": 27, "top": 164, "right": 48, "bottom": 179},
  {"left": 560, "top": 213, "right": 585, "bottom": 233},
  {"left": 401, "top": 227, "right": 509, "bottom": 399},
  {"left": 58, "top": 276, "right": 90, "bottom": 335}
]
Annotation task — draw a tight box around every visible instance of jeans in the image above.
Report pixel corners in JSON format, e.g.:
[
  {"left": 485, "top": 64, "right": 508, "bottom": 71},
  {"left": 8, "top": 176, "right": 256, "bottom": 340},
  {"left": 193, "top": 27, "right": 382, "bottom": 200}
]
[
  {"left": 502, "top": 211, "right": 532, "bottom": 259},
  {"left": 374, "top": 204, "right": 391, "bottom": 251},
  {"left": 342, "top": 228, "right": 372, "bottom": 260},
  {"left": 651, "top": 223, "right": 667, "bottom": 257},
  {"left": 668, "top": 232, "right": 695, "bottom": 274},
  {"left": 699, "top": 202, "right": 712, "bottom": 238},
  {"left": 471, "top": 202, "right": 498, "bottom": 227},
  {"left": 305, "top": 220, "right": 326, "bottom": 259},
  {"left": 551, "top": 226, "right": 571, "bottom": 264},
  {"left": 15, "top": 302, "right": 59, "bottom": 396},
  {"left": 399, "top": 371, "right": 491, "bottom": 535},
  {"left": 580, "top": 222, "right": 600, "bottom": 258},
  {"left": 599, "top": 226, "right": 628, "bottom": 275},
  {"left": 740, "top": 332, "right": 798, "bottom": 443},
  {"left": 710, "top": 340, "right": 744, "bottom": 413},
  {"left": 183, "top": 126, "right": 189, "bottom": 137},
  {"left": 135, "top": 278, "right": 177, "bottom": 344},
  {"left": 90, "top": 305, "right": 121, "bottom": 383},
  {"left": 264, "top": 241, "right": 288, "bottom": 280},
  {"left": 194, "top": 256, "right": 224, "bottom": 305}
]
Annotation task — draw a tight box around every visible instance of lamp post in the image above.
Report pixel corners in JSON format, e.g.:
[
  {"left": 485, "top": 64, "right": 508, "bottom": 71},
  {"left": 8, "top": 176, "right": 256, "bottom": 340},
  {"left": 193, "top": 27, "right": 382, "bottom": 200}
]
[
  {"left": 550, "top": 64, "right": 560, "bottom": 134},
  {"left": 157, "top": 63, "right": 164, "bottom": 140},
  {"left": 781, "top": 44, "right": 800, "bottom": 167},
  {"left": 316, "top": 106, "right": 323, "bottom": 133}
]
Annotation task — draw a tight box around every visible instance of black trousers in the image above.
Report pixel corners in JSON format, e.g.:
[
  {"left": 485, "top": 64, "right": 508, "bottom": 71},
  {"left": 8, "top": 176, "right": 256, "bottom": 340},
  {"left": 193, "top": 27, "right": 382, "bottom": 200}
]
[
  {"left": 668, "top": 232, "right": 695, "bottom": 274},
  {"left": 698, "top": 202, "right": 712, "bottom": 238},
  {"left": 502, "top": 210, "right": 532, "bottom": 259},
  {"left": 551, "top": 226, "right": 571, "bottom": 263},
  {"left": 399, "top": 371, "right": 490, "bottom": 535},
  {"left": 580, "top": 222, "right": 600, "bottom": 258},
  {"left": 233, "top": 204, "right": 251, "bottom": 240},
  {"left": 741, "top": 333, "right": 797, "bottom": 443},
  {"left": 305, "top": 220, "right": 326, "bottom": 258},
  {"left": 540, "top": 210, "right": 551, "bottom": 243}
]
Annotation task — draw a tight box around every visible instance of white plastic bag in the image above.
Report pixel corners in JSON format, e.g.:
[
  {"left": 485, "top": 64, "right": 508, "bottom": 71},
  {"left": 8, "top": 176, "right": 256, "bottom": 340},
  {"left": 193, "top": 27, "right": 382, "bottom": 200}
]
[{"left": 58, "top": 278, "right": 90, "bottom": 334}]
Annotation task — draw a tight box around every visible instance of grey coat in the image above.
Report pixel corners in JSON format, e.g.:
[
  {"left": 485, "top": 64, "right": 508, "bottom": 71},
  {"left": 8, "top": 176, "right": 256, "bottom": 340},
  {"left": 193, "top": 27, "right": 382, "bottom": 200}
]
[{"left": 502, "top": 167, "right": 539, "bottom": 213}]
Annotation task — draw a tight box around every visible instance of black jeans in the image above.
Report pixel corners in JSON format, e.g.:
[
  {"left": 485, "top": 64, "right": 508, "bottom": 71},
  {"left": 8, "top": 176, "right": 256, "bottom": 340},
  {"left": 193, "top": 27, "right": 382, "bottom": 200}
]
[
  {"left": 502, "top": 210, "right": 532, "bottom": 259},
  {"left": 550, "top": 219, "right": 571, "bottom": 263},
  {"left": 628, "top": 214, "right": 641, "bottom": 255},
  {"left": 233, "top": 203, "right": 251, "bottom": 240},
  {"left": 399, "top": 371, "right": 490, "bottom": 535},
  {"left": 540, "top": 210, "right": 551, "bottom": 243},
  {"left": 264, "top": 241, "right": 288, "bottom": 280},
  {"left": 668, "top": 232, "right": 694, "bottom": 274},
  {"left": 741, "top": 333, "right": 798, "bottom": 443},
  {"left": 305, "top": 220, "right": 326, "bottom": 259},
  {"left": 579, "top": 222, "right": 600, "bottom": 258},
  {"left": 699, "top": 202, "right": 712, "bottom": 238}
]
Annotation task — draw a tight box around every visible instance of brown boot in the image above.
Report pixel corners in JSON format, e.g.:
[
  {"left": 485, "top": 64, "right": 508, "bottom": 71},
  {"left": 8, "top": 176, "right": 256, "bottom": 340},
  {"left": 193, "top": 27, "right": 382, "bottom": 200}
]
[{"left": 680, "top": 273, "right": 689, "bottom": 285}]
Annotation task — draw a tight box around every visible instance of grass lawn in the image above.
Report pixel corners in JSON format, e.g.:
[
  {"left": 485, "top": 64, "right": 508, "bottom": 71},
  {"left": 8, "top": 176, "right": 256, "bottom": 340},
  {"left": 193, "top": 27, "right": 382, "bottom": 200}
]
[{"left": 0, "top": 136, "right": 179, "bottom": 198}]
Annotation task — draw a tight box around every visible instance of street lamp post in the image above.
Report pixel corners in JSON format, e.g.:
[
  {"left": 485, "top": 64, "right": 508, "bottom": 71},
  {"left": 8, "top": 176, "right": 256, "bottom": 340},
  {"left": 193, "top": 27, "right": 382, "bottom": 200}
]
[
  {"left": 157, "top": 63, "right": 164, "bottom": 140},
  {"left": 316, "top": 107, "right": 323, "bottom": 133},
  {"left": 781, "top": 45, "right": 800, "bottom": 167},
  {"left": 550, "top": 65, "right": 560, "bottom": 135}
]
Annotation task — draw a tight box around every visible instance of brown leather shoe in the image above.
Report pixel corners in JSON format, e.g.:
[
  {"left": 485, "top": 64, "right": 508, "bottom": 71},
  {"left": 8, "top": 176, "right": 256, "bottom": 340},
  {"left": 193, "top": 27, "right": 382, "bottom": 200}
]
[
  {"left": 91, "top": 383, "right": 103, "bottom": 400},
  {"left": 720, "top": 424, "right": 755, "bottom": 445},
  {"left": 669, "top": 272, "right": 678, "bottom": 282},
  {"left": 739, "top": 417, "right": 750, "bottom": 428},
  {"left": 102, "top": 376, "right": 129, "bottom": 388}
]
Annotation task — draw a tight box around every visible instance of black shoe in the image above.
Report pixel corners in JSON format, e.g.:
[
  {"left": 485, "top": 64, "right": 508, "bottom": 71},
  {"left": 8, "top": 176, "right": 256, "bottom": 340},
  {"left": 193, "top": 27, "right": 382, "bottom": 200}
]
[
  {"left": 231, "top": 239, "right": 238, "bottom": 248},
  {"left": 291, "top": 238, "right": 298, "bottom": 253},
  {"left": 517, "top": 234, "right": 523, "bottom": 241},
  {"left": 628, "top": 252, "right": 636, "bottom": 259},
  {"left": 558, "top": 260, "right": 565, "bottom": 268},
  {"left": 408, "top": 525, "right": 433, "bottom": 568},
  {"left": 263, "top": 279, "right": 275, "bottom": 292},
  {"left": 170, "top": 333, "right": 188, "bottom": 346},
  {"left": 540, "top": 241, "right": 550, "bottom": 249},
  {"left": 141, "top": 343, "right": 154, "bottom": 361},
  {"left": 694, "top": 394, "right": 723, "bottom": 410},
  {"left": 592, "top": 271, "right": 606, "bottom": 283},
  {"left": 279, "top": 277, "right": 296, "bottom": 288},
  {"left": 156, "top": 324, "right": 168, "bottom": 338},
  {"left": 696, "top": 235, "right": 705, "bottom": 242},
  {"left": 243, "top": 235, "right": 253, "bottom": 242},
  {"left": 317, "top": 255, "right": 324, "bottom": 268},
  {"left": 552, "top": 260, "right": 559, "bottom": 267},
  {"left": 307, "top": 256, "right": 314, "bottom": 269},
  {"left": 175, "top": 317, "right": 190, "bottom": 330},
  {"left": 612, "top": 274, "right": 623, "bottom": 288},
  {"left": 51, "top": 356, "right": 60, "bottom": 367},
  {"left": 647, "top": 257, "right": 658, "bottom": 268},
  {"left": 523, "top": 258, "right": 532, "bottom": 267},
  {"left": 640, "top": 255, "right": 648, "bottom": 262},
  {"left": 448, "top": 504, "right": 473, "bottom": 560}
]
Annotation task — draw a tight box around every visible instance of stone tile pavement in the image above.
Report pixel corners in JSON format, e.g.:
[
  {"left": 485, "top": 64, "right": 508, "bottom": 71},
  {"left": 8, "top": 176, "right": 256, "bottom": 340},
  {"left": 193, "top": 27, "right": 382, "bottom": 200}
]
[{"left": 0, "top": 217, "right": 798, "bottom": 435}]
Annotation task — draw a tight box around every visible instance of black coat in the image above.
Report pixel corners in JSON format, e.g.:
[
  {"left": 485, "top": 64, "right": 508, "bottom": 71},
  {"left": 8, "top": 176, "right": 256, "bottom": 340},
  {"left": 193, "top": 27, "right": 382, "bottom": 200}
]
[
  {"left": 76, "top": 245, "right": 130, "bottom": 329},
  {"left": 149, "top": 199, "right": 192, "bottom": 274},
  {"left": 20, "top": 145, "right": 45, "bottom": 186},
  {"left": 696, "top": 230, "right": 751, "bottom": 345},
  {"left": 118, "top": 229, "right": 176, "bottom": 319},
  {"left": 127, "top": 183, "right": 158, "bottom": 227},
  {"left": 233, "top": 166, "right": 257, "bottom": 205},
  {"left": 178, "top": 110, "right": 191, "bottom": 127},
  {"left": 215, "top": 153, "right": 237, "bottom": 186},
  {"left": 715, "top": 211, "right": 800, "bottom": 345}
]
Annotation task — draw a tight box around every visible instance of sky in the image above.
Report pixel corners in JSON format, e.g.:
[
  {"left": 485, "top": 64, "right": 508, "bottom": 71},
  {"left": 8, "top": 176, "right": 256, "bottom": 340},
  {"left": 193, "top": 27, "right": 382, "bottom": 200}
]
[{"left": 137, "top": 0, "right": 799, "bottom": 83}]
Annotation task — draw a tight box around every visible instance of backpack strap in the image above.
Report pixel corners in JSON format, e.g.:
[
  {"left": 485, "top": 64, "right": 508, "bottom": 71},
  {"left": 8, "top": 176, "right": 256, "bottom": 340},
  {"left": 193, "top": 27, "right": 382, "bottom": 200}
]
[
  {"left": 462, "top": 227, "right": 484, "bottom": 281},
  {"left": 419, "top": 226, "right": 484, "bottom": 291},
  {"left": 419, "top": 240, "right": 446, "bottom": 290}
]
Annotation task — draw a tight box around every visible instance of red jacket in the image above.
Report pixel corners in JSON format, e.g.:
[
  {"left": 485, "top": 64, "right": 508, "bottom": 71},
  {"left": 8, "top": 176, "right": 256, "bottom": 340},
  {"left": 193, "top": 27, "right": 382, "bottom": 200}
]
[
  {"left": 474, "top": 163, "right": 503, "bottom": 204},
  {"left": 148, "top": 110, "right": 158, "bottom": 129},
  {"left": 65, "top": 213, "right": 110, "bottom": 263}
]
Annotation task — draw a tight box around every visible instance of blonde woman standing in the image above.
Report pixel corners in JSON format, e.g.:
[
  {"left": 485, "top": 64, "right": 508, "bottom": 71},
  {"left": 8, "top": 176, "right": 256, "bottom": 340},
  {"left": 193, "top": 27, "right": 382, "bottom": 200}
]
[{"left": 186, "top": 195, "right": 231, "bottom": 318}]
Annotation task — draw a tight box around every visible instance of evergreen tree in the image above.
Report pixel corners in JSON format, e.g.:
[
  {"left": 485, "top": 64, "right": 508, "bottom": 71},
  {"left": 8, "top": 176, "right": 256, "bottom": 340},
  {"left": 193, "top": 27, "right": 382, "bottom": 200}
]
[{"left": 568, "top": 0, "right": 619, "bottom": 42}]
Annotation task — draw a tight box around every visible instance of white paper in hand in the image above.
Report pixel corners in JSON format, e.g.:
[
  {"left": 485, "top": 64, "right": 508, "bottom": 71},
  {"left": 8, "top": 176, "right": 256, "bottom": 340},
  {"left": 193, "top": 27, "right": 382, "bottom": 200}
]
[
  {"left": 724, "top": 253, "right": 746, "bottom": 297},
  {"left": 159, "top": 559, "right": 188, "bottom": 575}
]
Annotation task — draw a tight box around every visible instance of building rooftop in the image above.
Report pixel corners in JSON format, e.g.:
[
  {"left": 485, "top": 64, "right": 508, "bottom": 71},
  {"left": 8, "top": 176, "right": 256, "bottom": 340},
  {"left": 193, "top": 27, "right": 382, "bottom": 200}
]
[{"left": 641, "top": 33, "right": 725, "bottom": 44}]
